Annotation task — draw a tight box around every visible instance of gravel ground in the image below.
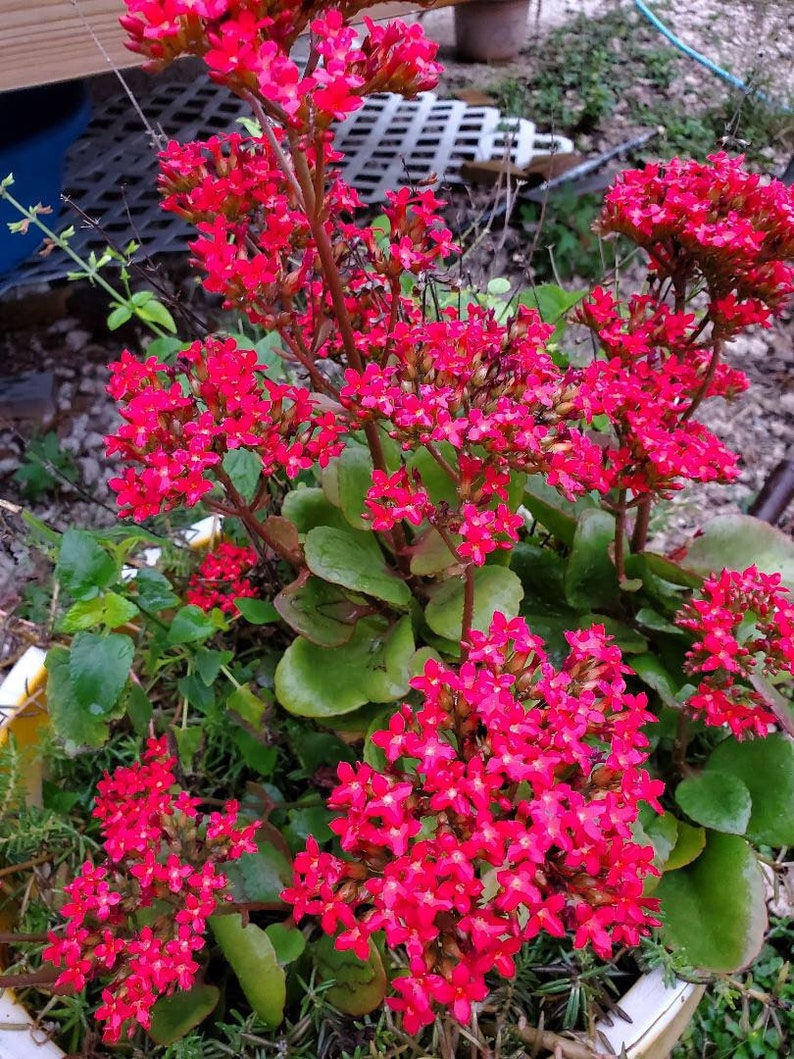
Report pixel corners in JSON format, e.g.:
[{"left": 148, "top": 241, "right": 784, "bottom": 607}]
[{"left": 0, "top": 0, "right": 792, "bottom": 611}]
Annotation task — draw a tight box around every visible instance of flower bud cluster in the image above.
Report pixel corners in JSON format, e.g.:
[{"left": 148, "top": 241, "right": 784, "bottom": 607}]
[{"left": 43, "top": 737, "right": 258, "bottom": 1042}]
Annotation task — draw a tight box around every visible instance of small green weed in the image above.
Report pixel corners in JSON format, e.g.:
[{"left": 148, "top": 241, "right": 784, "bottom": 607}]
[
  {"left": 493, "top": 6, "right": 792, "bottom": 166},
  {"left": 12, "top": 431, "right": 78, "bottom": 500}
]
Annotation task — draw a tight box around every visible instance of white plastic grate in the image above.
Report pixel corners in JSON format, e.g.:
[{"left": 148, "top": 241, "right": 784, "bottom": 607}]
[{"left": 1, "top": 75, "right": 572, "bottom": 293}]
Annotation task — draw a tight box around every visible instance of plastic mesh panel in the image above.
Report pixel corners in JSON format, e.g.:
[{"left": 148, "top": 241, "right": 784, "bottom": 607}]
[{"left": 1, "top": 76, "right": 572, "bottom": 293}]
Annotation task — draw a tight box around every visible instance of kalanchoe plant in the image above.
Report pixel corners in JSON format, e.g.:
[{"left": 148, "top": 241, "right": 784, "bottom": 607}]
[{"left": 8, "top": 0, "right": 790, "bottom": 1051}]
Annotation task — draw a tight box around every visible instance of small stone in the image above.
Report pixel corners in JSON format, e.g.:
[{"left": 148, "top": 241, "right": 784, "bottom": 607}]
[
  {"left": 65, "top": 329, "right": 92, "bottom": 353},
  {"left": 78, "top": 456, "right": 102, "bottom": 485}
]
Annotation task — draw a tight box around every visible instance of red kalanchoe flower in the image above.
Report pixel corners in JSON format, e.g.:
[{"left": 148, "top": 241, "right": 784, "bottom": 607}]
[
  {"left": 284, "top": 615, "right": 663, "bottom": 1033},
  {"left": 43, "top": 737, "right": 259, "bottom": 1043},
  {"left": 675, "top": 565, "right": 794, "bottom": 738},
  {"left": 185, "top": 541, "right": 259, "bottom": 616}
]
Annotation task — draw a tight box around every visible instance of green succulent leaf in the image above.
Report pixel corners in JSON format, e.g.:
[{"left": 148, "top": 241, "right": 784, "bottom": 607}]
[
  {"left": 281, "top": 487, "right": 349, "bottom": 533},
  {"left": 274, "top": 573, "right": 361, "bottom": 647},
  {"left": 425, "top": 566, "right": 523, "bottom": 641},
  {"left": 675, "top": 771, "right": 752, "bottom": 835},
  {"left": 336, "top": 444, "right": 376, "bottom": 530},
  {"left": 681, "top": 514, "right": 794, "bottom": 590},
  {"left": 149, "top": 986, "right": 219, "bottom": 1046},
  {"left": 509, "top": 541, "right": 567, "bottom": 601},
  {"left": 409, "top": 527, "right": 458, "bottom": 575},
  {"left": 265, "top": 923, "right": 306, "bottom": 966},
  {"left": 705, "top": 734, "right": 794, "bottom": 845},
  {"left": 314, "top": 935, "right": 387, "bottom": 1017},
  {"left": 275, "top": 616, "right": 413, "bottom": 718},
  {"left": 564, "top": 509, "right": 622, "bottom": 610},
  {"left": 523, "top": 476, "right": 596, "bottom": 546},
  {"left": 406, "top": 445, "right": 460, "bottom": 507},
  {"left": 629, "top": 653, "right": 681, "bottom": 708},
  {"left": 641, "top": 810, "right": 678, "bottom": 871},
  {"left": 664, "top": 820, "right": 706, "bottom": 872},
  {"left": 210, "top": 915, "right": 286, "bottom": 1027},
  {"left": 656, "top": 832, "right": 766, "bottom": 972},
  {"left": 222, "top": 448, "right": 262, "bottom": 503},
  {"left": 223, "top": 841, "right": 293, "bottom": 906},
  {"left": 304, "top": 526, "right": 411, "bottom": 607},
  {"left": 234, "top": 597, "right": 280, "bottom": 624}
]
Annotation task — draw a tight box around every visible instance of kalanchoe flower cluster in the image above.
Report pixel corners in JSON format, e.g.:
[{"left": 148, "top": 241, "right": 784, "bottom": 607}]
[
  {"left": 106, "top": 338, "right": 346, "bottom": 519},
  {"left": 185, "top": 541, "right": 259, "bottom": 616},
  {"left": 675, "top": 565, "right": 794, "bottom": 738},
  {"left": 575, "top": 288, "right": 747, "bottom": 498},
  {"left": 284, "top": 615, "right": 663, "bottom": 1032},
  {"left": 596, "top": 152, "right": 794, "bottom": 332},
  {"left": 43, "top": 737, "right": 258, "bottom": 1043},
  {"left": 122, "top": 0, "right": 440, "bottom": 128}
]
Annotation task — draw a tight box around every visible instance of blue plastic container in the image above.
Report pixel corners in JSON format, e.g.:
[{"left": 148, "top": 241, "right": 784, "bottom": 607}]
[{"left": 0, "top": 82, "right": 90, "bottom": 277}]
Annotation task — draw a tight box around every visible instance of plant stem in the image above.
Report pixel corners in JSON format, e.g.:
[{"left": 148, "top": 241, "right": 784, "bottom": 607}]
[
  {"left": 213, "top": 468, "right": 299, "bottom": 566},
  {"left": 630, "top": 496, "right": 652, "bottom": 554},
  {"left": 515, "top": 1024, "right": 612, "bottom": 1059},
  {"left": 682, "top": 332, "right": 724, "bottom": 423},
  {"left": 460, "top": 565, "right": 476, "bottom": 659},
  {"left": 613, "top": 489, "right": 627, "bottom": 581},
  {"left": 0, "top": 853, "right": 51, "bottom": 878},
  {"left": 0, "top": 186, "right": 170, "bottom": 337}
]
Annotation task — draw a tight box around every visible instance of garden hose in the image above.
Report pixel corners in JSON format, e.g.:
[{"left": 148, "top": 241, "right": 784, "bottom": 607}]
[{"left": 632, "top": 0, "right": 793, "bottom": 114}]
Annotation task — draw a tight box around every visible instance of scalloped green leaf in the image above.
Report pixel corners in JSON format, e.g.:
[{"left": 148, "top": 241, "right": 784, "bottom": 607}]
[
  {"left": 274, "top": 617, "right": 413, "bottom": 718},
  {"left": 682, "top": 514, "right": 794, "bottom": 590},
  {"left": 705, "top": 734, "right": 794, "bottom": 845},
  {"left": 675, "top": 771, "right": 752, "bottom": 835},
  {"left": 564, "top": 509, "right": 622, "bottom": 610},
  {"left": 60, "top": 592, "right": 140, "bottom": 633},
  {"left": 409, "top": 526, "right": 458, "bottom": 575},
  {"left": 523, "top": 476, "right": 596, "bottom": 547},
  {"left": 265, "top": 923, "right": 306, "bottom": 966},
  {"left": 337, "top": 444, "right": 376, "bottom": 530},
  {"left": 281, "top": 487, "right": 349, "bottom": 533},
  {"left": 305, "top": 526, "right": 411, "bottom": 606},
  {"left": 149, "top": 985, "right": 219, "bottom": 1045},
  {"left": 210, "top": 915, "right": 286, "bottom": 1027},
  {"left": 46, "top": 646, "right": 124, "bottom": 753},
  {"left": 656, "top": 832, "right": 766, "bottom": 971},
  {"left": 314, "top": 936, "right": 387, "bottom": 1016},
  {"left": 425, "top": 566, "right": 523, "bottom": 641},
  {"left": 665, "top": 820, "right": 706, "bottom": 872},
  {"left": 168, "top": 605, "right": 221, "bottom": 644},
  {"left": 274, "top": 573, "right": 361, "bottom": 647}
]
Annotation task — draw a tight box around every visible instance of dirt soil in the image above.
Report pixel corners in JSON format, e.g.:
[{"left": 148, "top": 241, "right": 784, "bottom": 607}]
[{"left": 0, "top": 0, "right": 792, "bottom": 614}]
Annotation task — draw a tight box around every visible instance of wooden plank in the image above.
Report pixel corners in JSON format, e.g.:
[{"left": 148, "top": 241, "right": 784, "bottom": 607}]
[{"left": 0, "top": 1, "right": 462, "bottom": 92}]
